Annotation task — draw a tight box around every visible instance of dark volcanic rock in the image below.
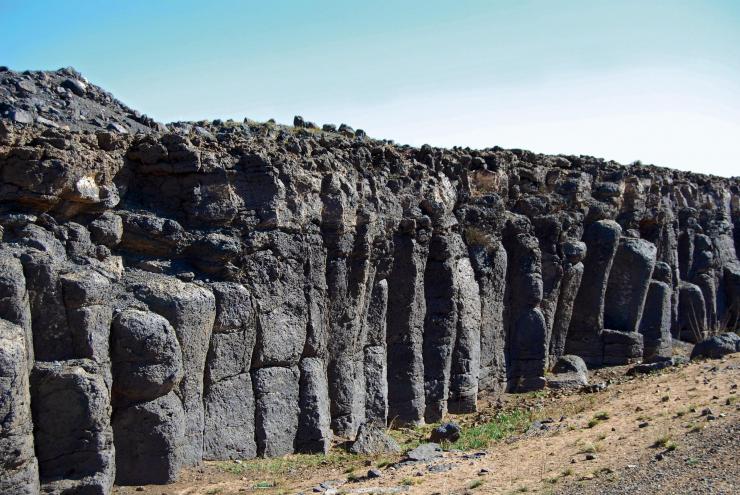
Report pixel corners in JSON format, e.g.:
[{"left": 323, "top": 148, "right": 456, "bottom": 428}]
[
  {"left": 113, "top": 391, "right": 185, "bottom": 485},
  {"left": 0, "top": 68, "right": 738, "bottom": 493},
  {"left": 0, "top": 320, "right": 39, "bottom": 495},
  {"left": 349, "top": 422, "right": 401, "bottom": 455},
  {"left": 31, "top": 360, "right": 115, "bottom": 495},
  {"left": 690, "top": 332, "right": 740, "bottom": 360},
  {"left": 429, "top": 422, "right": 462, "bottom": 443}
]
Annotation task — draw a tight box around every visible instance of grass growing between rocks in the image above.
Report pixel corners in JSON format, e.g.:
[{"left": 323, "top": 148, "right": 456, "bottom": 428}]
[
  {"left": 214, "top": 452, "right": 369, "bottom": 479},
  {"left": 447, "top": 409, "right": 534, "bottom": 450},
  {"left": 387, "top": 407, "right": 535, "bottom": 453}
]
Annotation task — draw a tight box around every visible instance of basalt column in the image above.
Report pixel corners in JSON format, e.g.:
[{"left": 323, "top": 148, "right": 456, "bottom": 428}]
[
  {"left": 131, "top": 275, "right": 216, "bottom": 466},
  {"left": 0, "top": 249, "right": 33, "bottom": 369},
  {"left": 362, "top": 278, "right": 389, "bottom": 426},
  {"left": 245, "top": 231, "right": 309, "bottom": 457},
  {"left": 422, "top": 231, "right": 479, "bottom": 422},
  {"left": 386, "top": 218, "right": 430, "bottom": 425},
  {"left": 565, "top": 220, "right": 622, "bottom": 366},
  {"left": 0, "top": 319, "right": 39, "bottom": 495},
  {"left": 447, "top": 250, "right": 481, "bottom": 413},
  {"left": 111, "top": 309, "right": 185, "bottom": 485},
  {"left": 691, "top": 234, "right": 718, "bottom": 331},
  {"left": 28, "top": 266, "right": 116, "bottom": 494},
  {"left": 325, "top": 226, "right": 374, "bottom": 437},
  {"left": 602, "top": 236, "right": 655, "bottom": 365},
  {"left": 640, "top": 262, "right": 674, "bottom": 361},
  {"left": 203, "top": 282, "right": 257, "bottom": 460},
  {"left": 549, "top": 241, "right": 586, "bottom": 363},
  {"left": 468, "top": 241, "right": 507, "bottom": 395},
  {"left": 503, "top": 216, "right": 547, "bottom": 392},
  {"left": 297, "top": 236, "right": 332, "bottom": 454}
]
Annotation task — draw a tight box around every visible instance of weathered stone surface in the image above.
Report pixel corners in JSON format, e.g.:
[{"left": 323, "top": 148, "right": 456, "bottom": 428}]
[
  {"left": 690, "top": 332, "right": 740, "bottom": 360},
  {"left": 203, "top": 282, "right": 256, "bottom": 460},
  {"left": 111, "top": 309, "right": 183, "bottom": 405},
  {"left": 566, "top": 220, "right": 622, "bottom": 365},
  {"left": 203, "top": 373, "right": 255, "bottom": 459},
  {"left": 0, "top": 320, "right": 39, "bottom": 495},
  {"left": 113, "top": 392, "right": 185, "bottom": 485},
  {"left": 677, "top": 282, "right": 708, "bottom": 343},
  {"left": 31, "top": 360, "right": 114, "bottom": 495},
  {"left": 604, "top": 238, "right": 656, "bottom": 333},
  {"left": 386, "top": 228, "right": 428, "bottom": 425},
  {"left": 363, "top": 279, "right": 389, "bottom": 426},
  {"left": 640, "top": 280, "right": 673, "bottom": 362},
  {"left": 297, "top": 357, "right": 332, "bottom": 454},
  {"left": 349, "top": 422, "right": 400, "bottom": 455},
  {"left": 252, "top": 366, "right": 300, "bottom": 457},
  {"left": 130, "top": 275, "right": 215, "bottom": 467},
  {"left": 0, "top": 69, "right": 739, "bottom": 490}
]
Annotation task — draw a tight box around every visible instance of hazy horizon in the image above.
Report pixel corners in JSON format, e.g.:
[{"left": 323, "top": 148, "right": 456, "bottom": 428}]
[{"left": 3, "top": 0, "right": 739, "bottom": 177}]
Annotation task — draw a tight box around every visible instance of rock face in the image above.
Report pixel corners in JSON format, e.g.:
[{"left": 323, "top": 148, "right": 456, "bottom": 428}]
[{"left": 0, "top": 68, "right": 739, "bottom": 492}]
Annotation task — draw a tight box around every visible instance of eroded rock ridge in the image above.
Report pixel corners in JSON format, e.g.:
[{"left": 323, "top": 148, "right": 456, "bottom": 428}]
[{"left": 0, "top": 68, "right": 739, "bottom": 493}]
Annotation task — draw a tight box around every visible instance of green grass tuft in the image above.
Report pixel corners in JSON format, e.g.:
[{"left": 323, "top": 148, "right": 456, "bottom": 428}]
[
  {"left": 448, "top": 409, "right": 533, "bottom": 450},
  {"left": 469, "top": 479, "right": 485, "bottom": 489}
]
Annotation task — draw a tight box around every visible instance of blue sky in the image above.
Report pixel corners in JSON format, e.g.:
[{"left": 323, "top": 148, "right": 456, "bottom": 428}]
[{"left": 3, "top": 0, "right": 739, "bottom": 176}]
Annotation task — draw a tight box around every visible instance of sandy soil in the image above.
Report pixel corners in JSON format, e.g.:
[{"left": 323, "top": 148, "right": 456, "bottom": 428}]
[{"left": 113, "top": 350, "right": 740, "bottom": 495}]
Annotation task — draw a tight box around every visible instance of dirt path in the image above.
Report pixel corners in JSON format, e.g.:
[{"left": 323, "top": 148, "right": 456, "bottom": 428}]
[{"left": 114, "top": 352, "right": 740, "bottom": 495}]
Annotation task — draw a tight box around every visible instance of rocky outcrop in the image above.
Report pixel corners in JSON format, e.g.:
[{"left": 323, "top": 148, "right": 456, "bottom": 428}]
[
  {"left": 0, "top": 68, "right": 738, "bottom": 492},
  {"left": 0, "top": 320, "right": 39, "bottom": 495}
]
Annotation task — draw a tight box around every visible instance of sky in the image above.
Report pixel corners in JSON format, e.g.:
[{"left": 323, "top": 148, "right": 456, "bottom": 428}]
[{"left": 2, "top": 0, "right": 739, "bottom": 176}]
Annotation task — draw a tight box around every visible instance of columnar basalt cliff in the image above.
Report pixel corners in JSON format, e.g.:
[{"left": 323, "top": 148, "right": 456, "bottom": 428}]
[{"left": 1, "top": 68, "right": 739, "bottom": 493}]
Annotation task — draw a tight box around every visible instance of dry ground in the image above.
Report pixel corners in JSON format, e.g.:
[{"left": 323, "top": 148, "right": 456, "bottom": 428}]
[{"left": 114, "top": 349, "right": 740, "bottom": 495}]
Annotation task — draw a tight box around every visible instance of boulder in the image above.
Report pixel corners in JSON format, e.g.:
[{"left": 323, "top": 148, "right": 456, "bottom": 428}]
[
  {"left": 429, "top": 422, "right": 462, "bottom": 443},
  {"left": 349, "top": 423, "right": 401, "bottom": 455},
  {"left": 690, "top": 333, "right": 740, "bottom": 360},
  {"left": 552, "top": 354, "right": 588, "bottom": 375},
  {"left": 547, "top": 354, "right": 589, "bottom": 389},
  {"left": 405, "top": 443, "right": 443, "bottom": 462}
]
